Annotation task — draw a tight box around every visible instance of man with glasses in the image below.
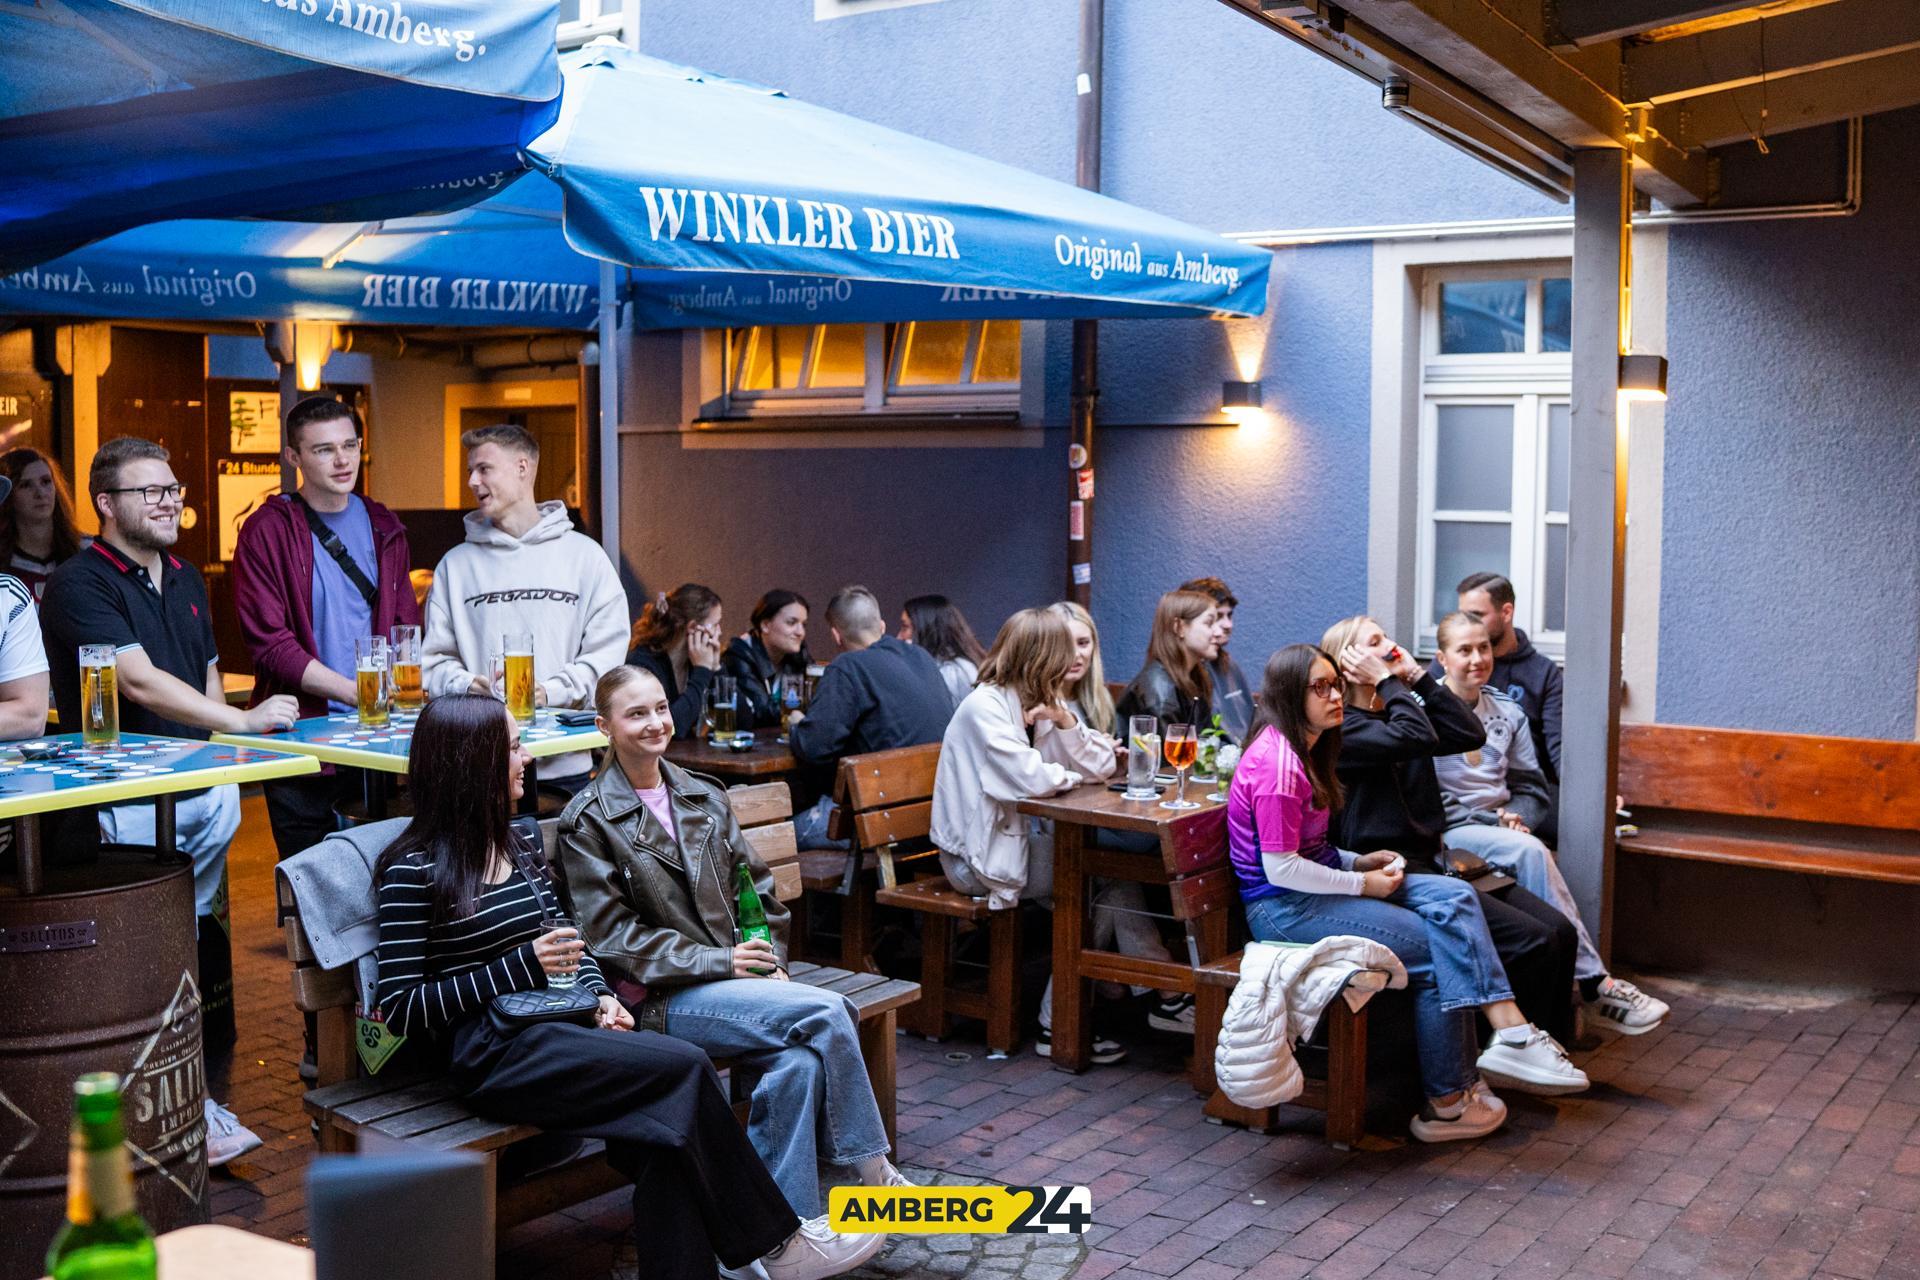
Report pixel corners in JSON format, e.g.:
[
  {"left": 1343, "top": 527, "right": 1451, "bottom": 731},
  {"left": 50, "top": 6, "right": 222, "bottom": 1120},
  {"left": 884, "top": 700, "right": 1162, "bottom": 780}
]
[
  {"left": 43, "top": 436, "right": 299, "bottom": 1167},
  {"left": 234, "top": 396, "right": 419, "bottom": 862}
]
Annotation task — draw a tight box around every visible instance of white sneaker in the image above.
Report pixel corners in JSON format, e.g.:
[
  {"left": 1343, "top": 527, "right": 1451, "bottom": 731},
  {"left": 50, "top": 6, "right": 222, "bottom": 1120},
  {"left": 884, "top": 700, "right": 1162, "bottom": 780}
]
[
  {"left": 717, "top": 1262, "right": 770, "bottom": 1280},
  {"left": 203, "top": 1099, "right": 263, "bottom": 1168},
  {"left": 873, "top": 1159, "right": 914, "bottom": 1189},
  {"left": 1409, "top": 1086, "right": 1507, "bottom": 1143},
  {"left": 1476, "top": 1027, "right": 1590, "bottom": 1096},
  {"left": 1147, "top": 994, "right": 1197, "bottom": 1035},
  {"left": 760, "top": 1214, "right": 885, "bottom": 1280},
  {"left": 1589, "top": 977, "right": 1669, "bottom": 1035}
]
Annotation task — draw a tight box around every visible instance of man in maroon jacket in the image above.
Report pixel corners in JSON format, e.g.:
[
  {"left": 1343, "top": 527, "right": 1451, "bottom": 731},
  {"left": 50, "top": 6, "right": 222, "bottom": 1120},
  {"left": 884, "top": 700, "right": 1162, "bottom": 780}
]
[{"left": 232, "top": 396, "right": 419, "bottom": 860}]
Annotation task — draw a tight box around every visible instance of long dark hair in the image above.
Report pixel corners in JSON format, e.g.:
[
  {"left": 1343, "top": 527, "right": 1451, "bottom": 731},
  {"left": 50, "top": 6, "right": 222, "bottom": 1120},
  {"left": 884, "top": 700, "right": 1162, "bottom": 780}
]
[
  {"left": 629, "top": 582, "right": 721, "bottom": 656},
  {"left": 375, "top": 695, "right": 518, "bottom": 921},
  {"left": 1247, "top": 644, "right": 1345, "bottom": 813},
  {"left": 750, "top": 588, "right": 812, "bottom": 670},
  {"left": 903, "top": 594, "right": 986, "bottom": 665},
  {"left": 0, "top": 447, "right": 84, "bottom": 566},
  {"left": 1142, "top": 590, "right": 1217, "bottom": 702}
]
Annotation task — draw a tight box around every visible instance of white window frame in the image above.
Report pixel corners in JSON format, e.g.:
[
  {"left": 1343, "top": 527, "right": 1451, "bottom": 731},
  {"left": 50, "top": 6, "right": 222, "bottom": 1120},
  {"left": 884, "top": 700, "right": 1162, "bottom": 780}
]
[
  {"left": 716, "top": 320, "right": 1023, "bottom": 421},
  {"left": 556, "top": 0, "right": 637, "bottom": 49}
]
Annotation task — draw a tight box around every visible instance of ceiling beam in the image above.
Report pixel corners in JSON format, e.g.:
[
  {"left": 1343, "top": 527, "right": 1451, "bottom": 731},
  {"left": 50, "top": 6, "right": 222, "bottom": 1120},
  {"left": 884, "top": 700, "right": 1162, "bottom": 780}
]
[
  {"left": 1672, "top": 43, "right": 1920, "bottom": 145},
  {"left": 1634, "top": 0, "right": 1846, "bottom": 43},
  {"left": 1329, "top": 0, "right": 1714, "bottom": 203},
  {"left": 1625, "top": 0, "right": 1920, "bottom": 104},
  {"left": 1550, "top": 0, "right": 1756, "bottom": 46}
]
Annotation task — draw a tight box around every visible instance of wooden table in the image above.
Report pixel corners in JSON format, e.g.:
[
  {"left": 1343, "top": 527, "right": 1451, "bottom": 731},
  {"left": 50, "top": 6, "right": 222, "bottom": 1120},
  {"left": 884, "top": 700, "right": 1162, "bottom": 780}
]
[
  {"left": 40, "top": 1224, "right": 315, "bottom": 1280},
  {"left": 1017, "top": 784, "right": 1232, "bottom": 1077},
  {"left": 215, "top": 710, "right": 608, "bottom": 818},
  {"left": 1, "top": 733, "right": 319, "bottom": 894},
  {"left": 665, "top": 728, "right": 799, "bottom": 783}
]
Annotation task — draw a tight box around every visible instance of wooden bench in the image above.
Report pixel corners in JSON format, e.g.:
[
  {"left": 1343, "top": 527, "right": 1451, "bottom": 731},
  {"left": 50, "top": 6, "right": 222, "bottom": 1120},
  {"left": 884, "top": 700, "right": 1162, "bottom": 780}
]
[
  {"left": 1617, "top": 724, "right": 1920, "bottom": 884},
  {"left": 279, "top": 782, "right": 920, "bottom": 1233}
]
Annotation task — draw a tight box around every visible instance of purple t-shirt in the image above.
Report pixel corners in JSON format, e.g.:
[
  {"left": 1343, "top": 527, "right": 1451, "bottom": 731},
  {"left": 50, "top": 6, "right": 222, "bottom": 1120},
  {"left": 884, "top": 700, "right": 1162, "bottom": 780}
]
[{"left": 1226, "top": 726, "right": 1340, "bottom": 903}]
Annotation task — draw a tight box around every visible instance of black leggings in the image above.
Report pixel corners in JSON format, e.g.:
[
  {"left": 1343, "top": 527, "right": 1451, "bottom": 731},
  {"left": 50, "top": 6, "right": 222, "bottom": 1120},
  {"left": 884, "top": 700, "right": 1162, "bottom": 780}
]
[
  {"left": 1410, "top": 870, "right": 1578, "bottom": 1043},
  {"left": 450, "top": 1018, "right": 798, "bottom": 1277}
]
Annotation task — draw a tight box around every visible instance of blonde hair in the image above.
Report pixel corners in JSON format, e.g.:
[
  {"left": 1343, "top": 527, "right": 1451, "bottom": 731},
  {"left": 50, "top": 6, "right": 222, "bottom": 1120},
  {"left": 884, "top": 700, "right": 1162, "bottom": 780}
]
[
  {"left": 976, "top": 608, "right": 1077, "bottom": 712},
  {"left": 1143, "top": 590, "right": 1218, "bottom": 702},
  {"left": 1319, "top": 615, "right": 1374, "bottom": 705},
  {"left": 593, "top": 664, "right": 664, "bottom": 721},
  {"left": 1050, "top": 600, "right": 1115, "bottom": 734},
  {"left": 1435, "top": 611, "right": 1489, "bottom": 651}
]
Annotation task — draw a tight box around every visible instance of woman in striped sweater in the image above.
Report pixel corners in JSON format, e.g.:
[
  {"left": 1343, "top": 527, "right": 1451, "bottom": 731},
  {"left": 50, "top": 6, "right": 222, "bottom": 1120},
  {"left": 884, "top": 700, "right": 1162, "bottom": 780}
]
[{"left": 373, "top": 694, "right": 880, "bottom": 1280}]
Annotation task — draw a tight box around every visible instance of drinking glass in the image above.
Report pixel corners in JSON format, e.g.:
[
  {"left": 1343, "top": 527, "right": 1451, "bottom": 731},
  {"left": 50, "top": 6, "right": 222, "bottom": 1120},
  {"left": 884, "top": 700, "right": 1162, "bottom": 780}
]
[
  {"left": 541, "top": 913, "right": 580, "bottom": 989},
  {"left": 1125, "top": 715, "right": 1160, "bottom": 800},
  {"left": 79, "top": 645, "right": 119, "bottom": 745},
  {"left": 1161, "top": 723, "right": 1199, "bottom": 810},
  {"left": 389, "top": 624, "right": 424, "bottom": 712},
  {"left": 355, "top": 636, "right": 390, "bottom": 727},
  {"left": 774, "top": 673, "right": 804, "bottom": 738},
  {"left": 503, "top": 631, "right": 536, "bottom": 722},
  {"left": 709, "top": 675, "right": 739, "bottom": 743}
]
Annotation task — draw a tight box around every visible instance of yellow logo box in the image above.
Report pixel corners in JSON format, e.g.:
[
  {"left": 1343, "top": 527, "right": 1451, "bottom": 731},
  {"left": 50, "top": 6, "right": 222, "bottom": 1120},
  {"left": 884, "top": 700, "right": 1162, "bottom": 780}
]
[{"left": 828, "top": 1185, "right": 1093, "bottom": 1235}]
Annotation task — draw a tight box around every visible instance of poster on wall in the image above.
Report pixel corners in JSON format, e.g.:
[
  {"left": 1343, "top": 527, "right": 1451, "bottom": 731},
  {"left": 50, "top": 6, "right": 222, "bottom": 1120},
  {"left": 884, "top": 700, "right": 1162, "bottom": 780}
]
[
  {"left": 217, "top": 460, "right": 281, "bottom": 561},
  {"left": 229, "top": 390, "right": 280, "bottom": 453},
  {"left": 0, "top": 383, "right": 51, "bottom": 455}
]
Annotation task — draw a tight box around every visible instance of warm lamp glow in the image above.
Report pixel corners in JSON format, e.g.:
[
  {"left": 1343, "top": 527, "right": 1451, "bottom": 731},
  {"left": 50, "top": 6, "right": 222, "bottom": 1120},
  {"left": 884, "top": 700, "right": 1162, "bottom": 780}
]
[
  {"left": 1618, "top": 353, "right": 1668, "bottom": 403},
  {"left": 292, "top": 322, "right": 337, "bottom": 392}
]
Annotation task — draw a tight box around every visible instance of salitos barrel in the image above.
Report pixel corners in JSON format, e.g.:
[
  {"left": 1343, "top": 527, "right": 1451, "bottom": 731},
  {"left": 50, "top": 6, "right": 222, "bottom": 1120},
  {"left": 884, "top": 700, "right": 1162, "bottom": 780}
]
[{"left": 0, "top": 854, "right": 209, "bottom": 1279}]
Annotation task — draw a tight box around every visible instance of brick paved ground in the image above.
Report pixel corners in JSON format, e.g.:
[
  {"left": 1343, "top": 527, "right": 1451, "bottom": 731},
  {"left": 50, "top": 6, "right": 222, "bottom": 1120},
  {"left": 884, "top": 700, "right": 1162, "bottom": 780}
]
[{"left": 213, "top": 793, "right": 1920, "bottom": 1278}]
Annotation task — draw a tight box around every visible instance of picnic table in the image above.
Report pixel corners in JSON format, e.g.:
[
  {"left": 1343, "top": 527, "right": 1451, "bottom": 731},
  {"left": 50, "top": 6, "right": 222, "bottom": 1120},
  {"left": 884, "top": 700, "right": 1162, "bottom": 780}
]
[
  {"left": 1017, "top": 781, "right": 1232, "bottom": 1077},
  {"left": 213, "top": 710, "right": 609, "bottom": 819},
  {"left": 665, "top": 727, "right": 799, "bottom": 783},
  {"left": 1, "top": 732, "right": 319, "bottom": 894}
]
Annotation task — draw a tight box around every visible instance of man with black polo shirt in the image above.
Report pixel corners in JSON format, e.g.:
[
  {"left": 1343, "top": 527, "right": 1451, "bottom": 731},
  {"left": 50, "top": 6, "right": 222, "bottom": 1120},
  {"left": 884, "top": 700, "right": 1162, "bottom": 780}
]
[{"left": 43, "top": 436, "right": 298, "bottom": 1166}]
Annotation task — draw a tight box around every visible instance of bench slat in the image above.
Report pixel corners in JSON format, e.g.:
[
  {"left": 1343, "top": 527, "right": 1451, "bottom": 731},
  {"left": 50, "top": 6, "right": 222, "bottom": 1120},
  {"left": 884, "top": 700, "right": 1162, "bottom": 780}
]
[
  {"left": 852, "top": 801, "right": 934, "bottom": 849},
  {"left": 837, "top": 744, "right": 940, "bottom": 812},
  {"left": 874, "top": 877, "right": 991, "bottom": 920},
  {"left": 729, "top": 782, "right": 794, "bottom": 828},
  {"left": 1619, "top": 723, "right": 1920, "bottom": 832},
  {"left": 329, "top": 1080, "right": 462, "bottom": 1128},
  {"left": 291, "top": 963, "right": 356, "bottom": 1013},
  {"left": 1619, "top": 826, "right": 1920, "bottom": 884}
]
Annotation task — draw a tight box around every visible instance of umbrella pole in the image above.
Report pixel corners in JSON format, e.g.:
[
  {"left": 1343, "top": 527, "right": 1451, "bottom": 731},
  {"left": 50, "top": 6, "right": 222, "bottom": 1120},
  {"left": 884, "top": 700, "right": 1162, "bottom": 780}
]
[
  {"left": 597, "top": 260, "right": 621, "bottom": 572},
  {"left": 1067, "top": 0, "right": 1103, "bottom": 610}
]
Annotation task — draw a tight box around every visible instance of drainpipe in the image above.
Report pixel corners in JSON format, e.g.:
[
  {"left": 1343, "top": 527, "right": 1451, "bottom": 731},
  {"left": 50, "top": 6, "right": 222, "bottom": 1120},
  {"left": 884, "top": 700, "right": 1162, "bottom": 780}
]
[
  {"left": 597, "top": 261, "right": 620, "bottom": 566},
  {"left": 1066, "top": 0, "right": 1102, "bottom": 609}
]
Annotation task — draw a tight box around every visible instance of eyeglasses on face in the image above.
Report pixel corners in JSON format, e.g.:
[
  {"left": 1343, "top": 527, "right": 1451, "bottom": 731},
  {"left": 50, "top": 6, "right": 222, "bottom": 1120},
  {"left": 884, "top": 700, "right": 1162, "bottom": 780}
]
[
  {"left": 1307, "top": 679, "right": 1344, "bottom": 701},
  {"left": 103, "top": 483, "right": 186, "bottom": 506}
]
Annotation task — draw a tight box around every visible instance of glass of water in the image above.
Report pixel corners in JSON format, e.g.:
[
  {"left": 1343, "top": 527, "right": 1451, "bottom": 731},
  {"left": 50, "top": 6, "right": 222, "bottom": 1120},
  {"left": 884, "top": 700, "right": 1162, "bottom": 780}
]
[
  {"left": 1125, "top": 715, "right": 1160, "bottom": 800},
  {"left": 542, "top": 913, "right": 580, "bottom": 988}
]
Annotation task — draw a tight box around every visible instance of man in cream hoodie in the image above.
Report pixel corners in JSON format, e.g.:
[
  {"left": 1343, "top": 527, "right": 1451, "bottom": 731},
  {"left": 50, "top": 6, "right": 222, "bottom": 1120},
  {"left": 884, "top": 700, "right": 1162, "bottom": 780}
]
[{"left": 422, "top": 423, "right": 628, "bottom": 788}]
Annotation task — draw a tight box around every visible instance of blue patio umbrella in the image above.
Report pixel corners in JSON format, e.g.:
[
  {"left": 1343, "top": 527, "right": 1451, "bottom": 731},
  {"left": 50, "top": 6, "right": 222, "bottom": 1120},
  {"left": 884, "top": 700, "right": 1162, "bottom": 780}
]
[{"left": 0, "top": 0, "right": 561, "bottom": 271}]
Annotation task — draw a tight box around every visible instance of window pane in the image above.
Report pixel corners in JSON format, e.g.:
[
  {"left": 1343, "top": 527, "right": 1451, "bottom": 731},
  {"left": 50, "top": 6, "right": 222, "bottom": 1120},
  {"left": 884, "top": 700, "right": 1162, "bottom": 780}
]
[
  {"left": 809, "top": 324, "right": 865, "bottom": 388},
  {"left": 736, "top": 328, "right": 772, "bottom": 391},
  {"left": 1544, "top": 523, "right": 1567, "bottom": 632},
  {"left": 1435, "top": 404, "right": 1513, "bottom": 510},
  {"left": 557, "top": 0, "right": 582, "bottom": 21},
  {"left": 896, "top": 321, "right": 969, "bottom": 386},
  {"left": 1541, "top": 278, "right": 1572, "bottom": 353},
  {"left": 1439, "top": 279, "right": 1527, "bottom": 354},
  {"left": 1546, "top": 402, "right": 1570, "bottom": 514},
  {"left": 973, "top": 320, "right": 1021, "bottom": 383},
  {"left": 770, "top": 326, "right": 809, "bottom": 389},
  {"left": 1434, "top": 522, "right": 1510, "bottom": 624}
]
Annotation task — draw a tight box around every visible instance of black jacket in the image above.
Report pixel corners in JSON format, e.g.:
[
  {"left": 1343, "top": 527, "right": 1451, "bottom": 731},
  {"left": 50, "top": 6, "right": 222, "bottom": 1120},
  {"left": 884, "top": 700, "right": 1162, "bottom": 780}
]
[
  {"left": 1115, "top": 661, "right": 1212, "bottom": 732},
  {"left": 626, "top": 644, "right": 714, "bottom": 740},
  {"left": 1430, "top": 628, "right": 1562, "bottom": 782},
  {"left": 790, "top": 636, "right": 952, "bottom": 797},
  {"left": 1332, "top": 672, "right": 1487, "bottom": 865},
  {"left": 721, "top": 634, "right": 809, "bottom": 730}
]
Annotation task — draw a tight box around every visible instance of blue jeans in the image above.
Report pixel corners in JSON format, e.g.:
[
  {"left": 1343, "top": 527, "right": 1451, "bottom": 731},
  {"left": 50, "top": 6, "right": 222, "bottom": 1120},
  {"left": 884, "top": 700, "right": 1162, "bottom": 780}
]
[
  {"left": 664, "top": 977, "right": 889, "bottom": 1218},
  {"left": 795, "top": 795, "right": 849, "bottom": 852},
  {"left": 1445, "top": 823, "right": 1607, "bottom": 981},
  {"left": 100, "top": 784, "right": 240, "bottom": 925},
  {"left": 1244, "top": 874, "right": 1514, "bottom": 1100}
]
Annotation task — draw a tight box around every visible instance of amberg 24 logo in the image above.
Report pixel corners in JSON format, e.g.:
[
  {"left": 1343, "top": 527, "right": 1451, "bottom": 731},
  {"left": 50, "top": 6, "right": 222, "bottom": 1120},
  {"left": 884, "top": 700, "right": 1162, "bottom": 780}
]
[{"left": 828, "top": 1185, "right": 1092, "bottom": 1235}]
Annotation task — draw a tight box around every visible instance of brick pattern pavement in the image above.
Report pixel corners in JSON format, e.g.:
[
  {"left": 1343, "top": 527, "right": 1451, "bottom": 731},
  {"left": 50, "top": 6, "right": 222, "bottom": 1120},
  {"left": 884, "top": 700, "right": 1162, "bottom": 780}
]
[{"left": 212, "top": 794, "right": 1920, "bottom": 1278}]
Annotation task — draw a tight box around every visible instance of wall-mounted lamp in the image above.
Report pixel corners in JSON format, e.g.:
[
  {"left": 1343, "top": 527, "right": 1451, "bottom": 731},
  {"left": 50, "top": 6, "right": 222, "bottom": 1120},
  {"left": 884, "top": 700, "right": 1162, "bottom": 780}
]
[
  {"left": 1618, "top": 353, "right": 1668, "bottom": 403},
  {"left": 1222, "top": 380, "right": 1263, "bottom": 411}
]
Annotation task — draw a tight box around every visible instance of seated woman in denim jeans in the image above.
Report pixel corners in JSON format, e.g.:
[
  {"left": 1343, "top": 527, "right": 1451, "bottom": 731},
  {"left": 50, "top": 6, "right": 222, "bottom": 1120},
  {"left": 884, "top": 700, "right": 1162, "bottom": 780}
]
[
  {"left": 1431, "top": 612, "right": 1668, "bottom": 1037},
  {"left": 555, "top": 665, "right": 910, "bottom": 1223},
  {"left": 1227, "top": 645, "right": 1588, "bottom": 1143}
]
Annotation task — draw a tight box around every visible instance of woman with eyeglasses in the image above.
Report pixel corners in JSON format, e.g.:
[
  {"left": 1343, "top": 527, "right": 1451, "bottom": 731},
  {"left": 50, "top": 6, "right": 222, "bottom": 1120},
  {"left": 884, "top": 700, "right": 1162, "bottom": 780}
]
[
  {"left": 1320, "top": 615, "right": 1588, "bottom": 1097},
  {"left": 1431, "top": 612, "right": 1667, "bottom": 1036},
  {"left": 1231, "top": 644, "right": 1553, "bottom": 1142}
]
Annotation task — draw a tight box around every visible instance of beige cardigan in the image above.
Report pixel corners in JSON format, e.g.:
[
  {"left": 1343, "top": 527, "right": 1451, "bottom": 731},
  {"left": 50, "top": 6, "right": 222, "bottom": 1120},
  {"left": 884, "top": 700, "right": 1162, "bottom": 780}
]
[{"left": 929, "top": 683, "right": 1117, "bottom": 911}]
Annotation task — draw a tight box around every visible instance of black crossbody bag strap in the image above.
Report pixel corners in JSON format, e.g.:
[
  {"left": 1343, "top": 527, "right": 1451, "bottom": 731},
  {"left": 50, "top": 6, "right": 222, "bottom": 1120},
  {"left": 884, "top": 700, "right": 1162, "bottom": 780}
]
[{"left": 294, "top": 495, "right": 379, "bottom": 613}]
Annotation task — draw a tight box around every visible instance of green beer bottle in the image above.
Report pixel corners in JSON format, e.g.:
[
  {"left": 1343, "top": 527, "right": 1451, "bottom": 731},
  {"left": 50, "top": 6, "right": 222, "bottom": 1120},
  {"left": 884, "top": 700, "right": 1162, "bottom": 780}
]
[
  {"left": 46, "top": 1073, "right": 157, "bottom": 1280},
  {"left": 735, "top": 863, "right": 774, "bottom": 974}
]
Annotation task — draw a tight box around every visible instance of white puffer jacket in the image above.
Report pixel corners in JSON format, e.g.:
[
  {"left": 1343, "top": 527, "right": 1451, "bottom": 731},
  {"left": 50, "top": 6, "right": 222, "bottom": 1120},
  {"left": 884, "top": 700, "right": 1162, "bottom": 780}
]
[{"left": 1214, "top": 938, "right": 1408, "bottom": 1109}]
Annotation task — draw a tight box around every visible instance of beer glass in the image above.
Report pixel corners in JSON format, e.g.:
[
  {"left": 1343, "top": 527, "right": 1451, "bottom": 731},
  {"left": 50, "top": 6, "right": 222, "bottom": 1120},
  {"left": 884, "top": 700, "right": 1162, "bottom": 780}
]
[
  {"left": 1161, "top": 723, "right": 1199, "bottom": 810},
  {"left": 389, "top": 624, "right": 424, "bottom": 712},
  {"left": 79, "top": 644, "right": 119, "bottom": 745},
  {"left": 355, "top": 636, "right": 390, "bottom": 727},
  {"left": 775, "top": 673, "right": 803, "bottom": 737},
  {"left": 1125, "top": 714, "right": 1159, "bottom": 800},
  {"left": 709, "top": 675, "right": 738, "bottom": 743},
  {"left": 502, "top": 631, "right": 536, "bottom": 722}
]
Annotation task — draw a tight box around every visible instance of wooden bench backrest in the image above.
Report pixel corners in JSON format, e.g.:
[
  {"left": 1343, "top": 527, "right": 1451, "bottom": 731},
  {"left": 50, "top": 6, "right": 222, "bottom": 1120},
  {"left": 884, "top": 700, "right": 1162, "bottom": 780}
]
[
  {"left": 283, "top": 783, "right": 803, "bottom": 1018},
  {"left": 833, "top": 742, "right": 940, "bottom": 850},
  {"left": 1618, "top": 723, "right": 1920, "bottom": 833}
]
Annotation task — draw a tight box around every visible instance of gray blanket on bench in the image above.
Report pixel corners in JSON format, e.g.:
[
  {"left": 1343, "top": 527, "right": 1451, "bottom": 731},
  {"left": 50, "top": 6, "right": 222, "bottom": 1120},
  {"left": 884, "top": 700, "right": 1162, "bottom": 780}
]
[{"left": 276, "top": 817, "right": 410, "bottom": 1015}]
